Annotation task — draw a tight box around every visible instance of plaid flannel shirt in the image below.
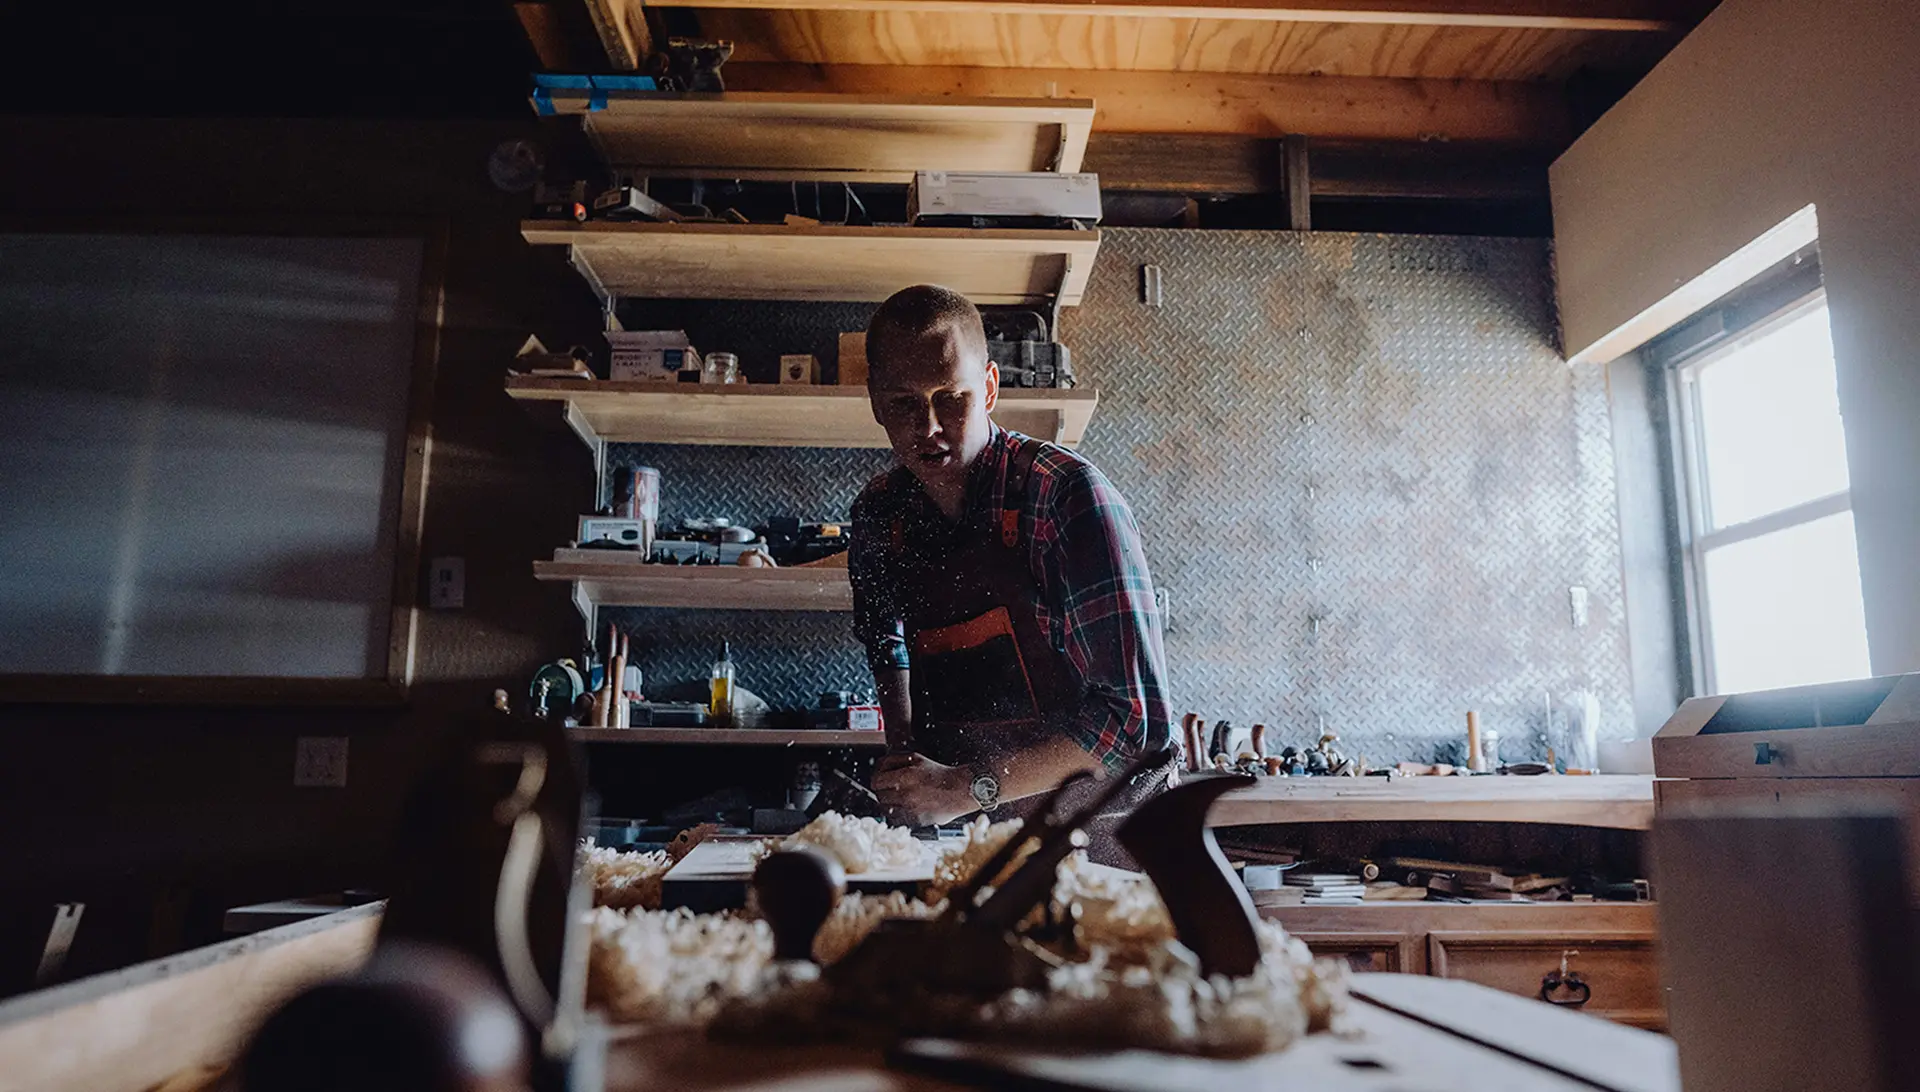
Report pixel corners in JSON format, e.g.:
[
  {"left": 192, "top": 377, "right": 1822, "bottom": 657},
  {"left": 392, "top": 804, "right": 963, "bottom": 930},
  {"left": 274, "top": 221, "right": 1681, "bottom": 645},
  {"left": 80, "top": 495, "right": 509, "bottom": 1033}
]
[{"left": 849, "top": 427, "right": 1172, "bottom": 770}]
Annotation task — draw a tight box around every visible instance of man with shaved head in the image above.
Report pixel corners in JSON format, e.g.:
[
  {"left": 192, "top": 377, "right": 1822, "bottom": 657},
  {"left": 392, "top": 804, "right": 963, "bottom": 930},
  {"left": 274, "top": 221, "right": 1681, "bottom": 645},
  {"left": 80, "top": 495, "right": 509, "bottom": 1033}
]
[{"left": 850, "top": 285, "right": 1172, "bottom": 861}]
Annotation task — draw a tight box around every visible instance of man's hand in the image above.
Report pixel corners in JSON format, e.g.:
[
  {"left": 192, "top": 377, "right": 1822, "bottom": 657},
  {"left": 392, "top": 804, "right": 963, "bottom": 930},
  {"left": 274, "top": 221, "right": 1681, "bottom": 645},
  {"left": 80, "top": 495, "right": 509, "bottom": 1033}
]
[{"left": 872, "top": 752, "right": 975, "bottom": 827}]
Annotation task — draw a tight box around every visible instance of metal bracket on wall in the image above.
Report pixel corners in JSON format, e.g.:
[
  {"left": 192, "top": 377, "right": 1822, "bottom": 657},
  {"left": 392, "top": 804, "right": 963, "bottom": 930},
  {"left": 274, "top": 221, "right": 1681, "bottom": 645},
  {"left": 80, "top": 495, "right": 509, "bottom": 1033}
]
[
  {"left": 1140, "top": 263, "right": 1164, "bottom": 307},
  {"left": 1048, "top": 256, "right": 1074, "bottom": 340},
  {"left": 35, "top": 903, "right": 83, "bottom": 987}
]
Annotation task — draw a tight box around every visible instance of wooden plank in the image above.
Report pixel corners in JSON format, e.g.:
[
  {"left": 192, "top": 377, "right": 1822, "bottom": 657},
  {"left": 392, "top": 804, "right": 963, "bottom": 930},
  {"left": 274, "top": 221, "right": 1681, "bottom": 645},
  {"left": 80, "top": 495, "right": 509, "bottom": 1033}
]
[
  {"left": 521, "top": 221, "right": 1100, "bottom": 307},
  {"left": 1208, "top": 774, "right": 1655, "bottom": 830},
  {"left": 1285, "top": 929, "right": 1420, "bottom": 973},
  {"left": 892, "top": 991, "right": 1626, "bottom": 1091},
  {"left": 1351, "top": 973, "right": 1679, "bottom": 1092},
  {"left": 0, "top": 905, "right": 379, "bottom": 1092},
  {"left": 724, "top": 63, "right": 1574, "bottom": 145},
  {"left": 534, "top": 91, "right": 1095, "bottom": 180},
  {"left": 1283, "top": 133, "right": 1311, "bottom": 229},
  {"left": 708, "top": 17, "right": 1669, "bottom": 82},
  {"left": 505, "top": 379, "right": 1099, "bottom": 448},
  {"left": 647, "top": 0, "right": 1689, "bottom": 31},
  {"left": 535, "top": 560, "right": 855, "bottom": 611},
  {"left": 0, "top": 676, "right": 407, "bottom": 705},
  {"left": 570, "top": 726, "right": 888, "bottom": 747},
  {"left": 581, "top": 0, "right": 652, "bottom": 69}
]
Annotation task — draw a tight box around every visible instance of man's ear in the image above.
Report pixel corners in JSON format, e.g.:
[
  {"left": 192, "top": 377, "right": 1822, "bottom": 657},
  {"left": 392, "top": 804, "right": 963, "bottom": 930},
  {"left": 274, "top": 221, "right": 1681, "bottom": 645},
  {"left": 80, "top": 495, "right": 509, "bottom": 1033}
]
[{"left": 983, "top": 361, "right": 1000, "bottom": 413}]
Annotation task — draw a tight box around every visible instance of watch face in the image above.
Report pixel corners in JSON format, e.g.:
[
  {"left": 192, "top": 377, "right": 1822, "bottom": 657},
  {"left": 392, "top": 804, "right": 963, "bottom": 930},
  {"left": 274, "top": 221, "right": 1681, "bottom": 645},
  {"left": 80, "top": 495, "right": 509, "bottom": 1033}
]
[{"left": 971, "top": 775, "right": 999, "bottom": 808}]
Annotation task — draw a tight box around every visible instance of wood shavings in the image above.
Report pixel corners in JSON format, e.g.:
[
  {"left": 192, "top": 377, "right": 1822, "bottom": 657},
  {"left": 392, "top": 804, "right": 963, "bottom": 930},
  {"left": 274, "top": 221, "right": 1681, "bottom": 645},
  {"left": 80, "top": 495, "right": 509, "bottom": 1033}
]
[
  {"left": 777, "top": 811, "right": 926, "bottom": 875},
  {"left": 924, "top": 816, "right": 1029, "bottom": 903},
  {"left": 579, "top": 842, "right": 670, "bottom": 911},
  {"left": 585, "top": 906, "right": 773, "bottom": 1025},
  {"left": 810, "top": 890, "right": 943, "bottom": 965}
]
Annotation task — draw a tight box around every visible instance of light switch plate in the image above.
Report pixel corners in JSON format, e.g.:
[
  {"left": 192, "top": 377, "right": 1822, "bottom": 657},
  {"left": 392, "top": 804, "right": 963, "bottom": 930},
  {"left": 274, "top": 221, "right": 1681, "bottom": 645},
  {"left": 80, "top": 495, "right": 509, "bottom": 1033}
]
[
  {"left": 294, "top": 736, "right": 349, "bottom": 788},
  {"left": 429, "top": 557, "right": 465, "bottom": 609}
]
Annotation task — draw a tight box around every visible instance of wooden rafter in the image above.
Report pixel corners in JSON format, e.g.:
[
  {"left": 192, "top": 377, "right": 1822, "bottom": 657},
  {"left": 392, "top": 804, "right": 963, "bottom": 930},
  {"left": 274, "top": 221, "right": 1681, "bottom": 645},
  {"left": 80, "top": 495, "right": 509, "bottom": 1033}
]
[
  {"left": 581, "top": 0, "right": 654, "bottom": 69},
  {"left": 724, "top": 62, "right": 1573, "bottom": 146},
  {"left": 644, "top": 0, "right": 1691, "bottom": 32}
]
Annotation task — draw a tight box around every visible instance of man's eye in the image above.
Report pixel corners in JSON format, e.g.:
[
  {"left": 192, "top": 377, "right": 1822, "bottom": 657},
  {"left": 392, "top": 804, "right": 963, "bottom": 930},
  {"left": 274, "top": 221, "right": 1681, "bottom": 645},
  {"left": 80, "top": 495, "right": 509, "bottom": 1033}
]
[
  {"left": 888, "top": 397, "right": 919, "bottom": 414},
  {"left": 934, "top": 391, "right": 968, "bottom": 410}
]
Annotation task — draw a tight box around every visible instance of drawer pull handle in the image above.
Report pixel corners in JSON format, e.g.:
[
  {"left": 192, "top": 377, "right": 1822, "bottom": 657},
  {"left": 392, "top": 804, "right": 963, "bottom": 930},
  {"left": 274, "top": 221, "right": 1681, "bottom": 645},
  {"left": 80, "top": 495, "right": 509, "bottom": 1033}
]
[{"left": 1540, "top": 969, "right": 1591, "bottom": 1006}]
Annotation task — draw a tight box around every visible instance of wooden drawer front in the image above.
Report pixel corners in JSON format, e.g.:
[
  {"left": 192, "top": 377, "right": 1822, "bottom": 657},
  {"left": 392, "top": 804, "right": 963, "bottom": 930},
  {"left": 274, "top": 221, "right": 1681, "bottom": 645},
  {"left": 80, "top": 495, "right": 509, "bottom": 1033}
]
[
  {"left": 1427, "top": 931, "right": 1664, "bottom": 1029},
  {"left": 1290, "top": 931, "right": 1419, "bottom": 975}
]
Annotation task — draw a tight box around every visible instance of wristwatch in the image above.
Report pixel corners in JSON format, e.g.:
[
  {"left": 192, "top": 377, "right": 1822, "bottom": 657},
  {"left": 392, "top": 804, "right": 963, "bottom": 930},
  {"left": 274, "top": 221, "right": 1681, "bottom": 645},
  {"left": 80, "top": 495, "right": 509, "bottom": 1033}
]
[{"left": 969, "top": 771, "right": 1001, "bottom": 812}]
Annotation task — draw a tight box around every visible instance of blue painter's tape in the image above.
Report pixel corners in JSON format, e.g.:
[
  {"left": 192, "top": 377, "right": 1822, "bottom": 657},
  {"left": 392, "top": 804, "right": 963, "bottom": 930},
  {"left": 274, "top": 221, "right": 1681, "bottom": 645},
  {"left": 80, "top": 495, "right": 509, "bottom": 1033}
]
[
  {"left": 533, "top": 73, "right": 594, "bottom": 90},
  {"left": 531, "top": 87, "right": 555, "bottom": 115},
  {"left": 593, "top": 75, "right": 658, "bottom": 91},
  {"left": 588, "top": 88, "right": 608, "bottom": 112}
]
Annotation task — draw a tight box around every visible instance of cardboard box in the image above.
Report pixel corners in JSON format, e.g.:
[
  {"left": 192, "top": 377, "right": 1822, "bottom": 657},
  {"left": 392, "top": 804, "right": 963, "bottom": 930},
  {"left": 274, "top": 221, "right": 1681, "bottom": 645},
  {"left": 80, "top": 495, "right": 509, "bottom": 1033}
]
[
  {"left": 608, "top": 330, "right": 699, "bottom": 382},
  {"left": 778, "top": 353, "right": 818, "bottom": 384},
  {"left": 838, "top": 332, "right": 868, "bottom": 387},
  {"left": 908, "top": 171, "right": 1102, "bottom": 223}
]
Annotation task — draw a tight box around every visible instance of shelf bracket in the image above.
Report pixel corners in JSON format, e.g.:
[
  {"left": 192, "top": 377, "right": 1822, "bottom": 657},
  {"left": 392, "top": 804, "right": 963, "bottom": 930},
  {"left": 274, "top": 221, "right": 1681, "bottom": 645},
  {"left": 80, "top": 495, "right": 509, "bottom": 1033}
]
[
  {"left": 568, "top": 244, "right": 615, "bottom": 309},
  {"left": 563, "top": 400, "right": 610, "bottom": 510},
  {"left": 572, "top": 580, "right": 599, "bottom": 640},
  {"left": 1048, "top": 255, "right": 1073, "bottom": 339}
]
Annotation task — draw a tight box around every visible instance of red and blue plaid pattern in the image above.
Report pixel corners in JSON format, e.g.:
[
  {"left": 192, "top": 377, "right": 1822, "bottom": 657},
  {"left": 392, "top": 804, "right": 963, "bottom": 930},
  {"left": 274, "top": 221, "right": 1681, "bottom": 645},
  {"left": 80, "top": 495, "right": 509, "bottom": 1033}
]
[{"left": 850, "top": 428, "right": 1173, "bottom": 770}]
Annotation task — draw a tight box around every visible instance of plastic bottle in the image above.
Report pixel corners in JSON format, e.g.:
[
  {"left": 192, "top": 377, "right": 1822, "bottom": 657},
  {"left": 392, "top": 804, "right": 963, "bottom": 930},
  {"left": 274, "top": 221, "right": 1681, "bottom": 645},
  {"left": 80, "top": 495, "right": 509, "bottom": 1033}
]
[{"left": 709, "top": 640, "right": 736, "bottom": 724}]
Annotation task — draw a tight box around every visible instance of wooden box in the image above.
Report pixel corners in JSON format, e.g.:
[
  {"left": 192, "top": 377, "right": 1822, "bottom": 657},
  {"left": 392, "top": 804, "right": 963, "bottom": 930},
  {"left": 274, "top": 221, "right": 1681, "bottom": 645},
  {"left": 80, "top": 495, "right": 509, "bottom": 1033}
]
[{"left": 1651, "top": 673, "right": 1920, "bottom": 780}]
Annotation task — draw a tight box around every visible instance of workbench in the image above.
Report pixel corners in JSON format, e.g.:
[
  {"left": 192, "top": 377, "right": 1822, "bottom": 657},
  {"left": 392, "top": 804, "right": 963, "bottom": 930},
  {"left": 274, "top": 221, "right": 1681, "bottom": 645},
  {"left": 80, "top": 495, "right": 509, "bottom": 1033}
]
[{"left": 0, "top": 904, "right": 1679, "bottom": 1092}]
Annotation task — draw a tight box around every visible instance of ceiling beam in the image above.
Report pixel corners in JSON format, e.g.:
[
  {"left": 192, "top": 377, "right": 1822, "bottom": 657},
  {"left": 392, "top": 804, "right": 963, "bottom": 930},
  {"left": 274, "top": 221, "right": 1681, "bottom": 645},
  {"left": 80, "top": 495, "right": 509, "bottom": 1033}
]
[
  {"left": 646, "top": 0, "right": 1691, "bottom": 32},
  {"left": 723, "top": 63, "right": 1574, "bottom": 146}
]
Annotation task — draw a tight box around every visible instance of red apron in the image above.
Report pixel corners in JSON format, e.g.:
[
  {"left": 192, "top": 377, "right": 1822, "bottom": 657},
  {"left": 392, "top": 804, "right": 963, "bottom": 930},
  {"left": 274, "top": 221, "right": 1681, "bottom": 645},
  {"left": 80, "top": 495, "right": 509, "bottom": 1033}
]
[{"left": 894, "top": 436, "right": 1162, "bottom": 865}]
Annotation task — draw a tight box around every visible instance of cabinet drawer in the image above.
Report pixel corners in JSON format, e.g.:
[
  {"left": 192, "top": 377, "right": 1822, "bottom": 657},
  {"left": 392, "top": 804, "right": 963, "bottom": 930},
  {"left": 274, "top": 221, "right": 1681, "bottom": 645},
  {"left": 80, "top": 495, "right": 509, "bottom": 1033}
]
[
  {"left": 1427, "top": 931, "right": 1664, "bottom": 1029},
  {"left": 1290, "top": 931, "right": 1419, "bottom": 974}
]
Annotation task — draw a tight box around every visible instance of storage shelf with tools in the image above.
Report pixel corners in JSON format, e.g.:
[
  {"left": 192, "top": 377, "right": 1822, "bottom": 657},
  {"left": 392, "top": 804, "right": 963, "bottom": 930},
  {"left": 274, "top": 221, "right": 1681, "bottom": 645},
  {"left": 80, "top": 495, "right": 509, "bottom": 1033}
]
[
  {"left": 506, "top": 377, "right": 1099, "bottom": 448},
  {"left": 1209, "top": 774, "right": 1656, "bottom": 831},
  {"left": 568, "top": 727, "right": 886, "bottom": 748},
  {"left": 536, "top": 555, "right": 853, "bottom": 613},
  {"left": 534, "top": 89, "right": 1096, "bottom": 183},
  {"left": 520, "top": 221, "right": 1101, "bottom": 306}
]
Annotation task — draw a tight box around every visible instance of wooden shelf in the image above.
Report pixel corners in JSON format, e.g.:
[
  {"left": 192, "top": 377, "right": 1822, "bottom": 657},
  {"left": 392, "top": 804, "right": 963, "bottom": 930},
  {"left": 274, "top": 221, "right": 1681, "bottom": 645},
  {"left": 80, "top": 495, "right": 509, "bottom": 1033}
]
[
  {"left": 521, "top": 220, "right": 1100, "bottom": 306},
  {"left": 1209, "top": 774, "right": 1655, "bottom": 831},
  {"left": 507, "top": 378, "right": 1098, "bottom": 448},
  {"left": 569, "top": 727, "right": 886, "bottom": 748},
  {"left": 535, "top": 90, "right": 1094, "bottom": 183},
  {"left": 536, "top": 557, "right": 853, "bottom": 611}
]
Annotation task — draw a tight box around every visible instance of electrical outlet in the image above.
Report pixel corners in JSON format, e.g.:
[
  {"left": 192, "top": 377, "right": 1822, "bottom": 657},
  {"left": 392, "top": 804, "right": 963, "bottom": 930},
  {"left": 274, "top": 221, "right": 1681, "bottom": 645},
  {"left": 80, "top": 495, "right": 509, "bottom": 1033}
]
[
  {"left": 294, "top": 736, "right": 349, "bottom": 788},
  {"left": 429, "top": 557, "right": 465, "bottom": 609}
]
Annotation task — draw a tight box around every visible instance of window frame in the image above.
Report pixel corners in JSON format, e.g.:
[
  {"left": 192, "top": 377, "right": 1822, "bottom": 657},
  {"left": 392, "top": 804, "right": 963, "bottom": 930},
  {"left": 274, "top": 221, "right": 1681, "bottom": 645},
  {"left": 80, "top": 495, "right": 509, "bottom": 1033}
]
[{"left": 1663, "top": 286, "right": 1856, "bottom": 697}]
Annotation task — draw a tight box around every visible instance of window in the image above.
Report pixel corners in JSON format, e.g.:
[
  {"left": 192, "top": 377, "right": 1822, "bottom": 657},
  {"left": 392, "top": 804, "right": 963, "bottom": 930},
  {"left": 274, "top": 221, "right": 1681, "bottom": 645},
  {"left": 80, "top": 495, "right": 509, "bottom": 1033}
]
[{"left": 1671, "top": 293, "right": 1871, "bottom": 695}]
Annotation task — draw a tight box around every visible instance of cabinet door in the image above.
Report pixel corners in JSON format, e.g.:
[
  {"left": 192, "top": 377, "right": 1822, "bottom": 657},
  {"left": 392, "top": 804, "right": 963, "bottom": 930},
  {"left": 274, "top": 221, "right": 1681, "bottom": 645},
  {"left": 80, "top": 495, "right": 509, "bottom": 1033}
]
[
  {"left": 1426, "top": 931, "right": 1664, "bottom": 1029},
  {"left": 1290, "top": 931, "right": 1420, "bottom": 974}
]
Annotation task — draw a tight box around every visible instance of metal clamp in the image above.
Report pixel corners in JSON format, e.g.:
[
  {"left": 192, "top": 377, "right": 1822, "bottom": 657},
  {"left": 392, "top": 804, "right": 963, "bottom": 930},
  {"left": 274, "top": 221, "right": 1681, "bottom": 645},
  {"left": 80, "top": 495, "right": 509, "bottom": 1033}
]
[{"left": 1540, "top": 950, "right": 1591, "bottom": 1007}]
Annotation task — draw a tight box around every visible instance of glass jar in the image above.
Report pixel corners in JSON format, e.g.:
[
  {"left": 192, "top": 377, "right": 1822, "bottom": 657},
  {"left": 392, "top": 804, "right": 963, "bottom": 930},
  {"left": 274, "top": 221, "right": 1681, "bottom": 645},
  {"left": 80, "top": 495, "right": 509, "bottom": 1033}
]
[{"left": 702, "top": 352, "right": 740, "bottom": 385}]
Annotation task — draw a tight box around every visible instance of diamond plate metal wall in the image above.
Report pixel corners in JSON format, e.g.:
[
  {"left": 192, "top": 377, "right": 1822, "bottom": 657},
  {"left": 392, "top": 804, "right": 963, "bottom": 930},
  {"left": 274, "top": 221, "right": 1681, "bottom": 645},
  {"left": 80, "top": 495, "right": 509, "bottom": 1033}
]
[
  {"left": 598, "top": 231, "right": 1633, "bottom": 764},
  {"left": 1061, "top": 231, "right": 1631, "bottom": 764}
]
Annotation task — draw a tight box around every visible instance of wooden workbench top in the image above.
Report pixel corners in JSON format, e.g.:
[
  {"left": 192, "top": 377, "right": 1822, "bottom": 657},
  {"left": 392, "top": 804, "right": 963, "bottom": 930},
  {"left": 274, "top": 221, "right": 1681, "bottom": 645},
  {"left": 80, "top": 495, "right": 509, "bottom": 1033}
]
[{"left": 1210, "top": 774, "right": 1656, "bottom": 830}]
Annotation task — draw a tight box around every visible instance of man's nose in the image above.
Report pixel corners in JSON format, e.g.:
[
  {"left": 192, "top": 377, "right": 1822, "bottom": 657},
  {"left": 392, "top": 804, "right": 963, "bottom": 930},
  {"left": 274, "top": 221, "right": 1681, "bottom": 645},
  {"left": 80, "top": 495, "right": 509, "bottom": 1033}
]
[{"left": 914, "top": 401, "right": 941, "bottom": 437}]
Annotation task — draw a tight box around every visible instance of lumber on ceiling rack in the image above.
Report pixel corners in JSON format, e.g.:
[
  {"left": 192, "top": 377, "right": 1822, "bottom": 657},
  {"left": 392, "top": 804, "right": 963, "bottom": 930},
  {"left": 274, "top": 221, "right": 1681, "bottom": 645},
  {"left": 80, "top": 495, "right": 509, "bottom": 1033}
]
[
  {"left": 520, "top": 221, "right": 1100, "bottom": 307},
  {"left": 506, "top": 378, "right": 1099, "bottom": 448},
  {"left": 532, "top": 89, "right": 1096, "bottom": 182}
]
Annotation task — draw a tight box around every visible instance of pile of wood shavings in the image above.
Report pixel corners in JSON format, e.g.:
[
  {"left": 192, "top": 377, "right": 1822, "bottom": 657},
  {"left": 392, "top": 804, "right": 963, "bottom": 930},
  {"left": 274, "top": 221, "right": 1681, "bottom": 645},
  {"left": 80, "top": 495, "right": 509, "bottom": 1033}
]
[
  {"left": 585, "top": 906, "right": 773, "bottom": 1025},
  {"left": 581, "top": 818, "right": 1349, "bottom": 1054},
  {"left": 774, "top": 811, "right": 927, "bottom": 875},
  {"left": 579, "top": 843, "right": 671, "bottom": 911}
]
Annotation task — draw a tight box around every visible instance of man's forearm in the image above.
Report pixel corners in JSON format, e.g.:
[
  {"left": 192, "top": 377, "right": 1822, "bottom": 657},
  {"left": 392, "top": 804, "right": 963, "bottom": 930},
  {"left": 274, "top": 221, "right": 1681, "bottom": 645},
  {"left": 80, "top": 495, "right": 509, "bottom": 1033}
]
[
  {"left": 875, "top": 668, "right": 912, "bottom": 752},
  {"left": 975, "top": 734, "right": 1104, "bottom": 804}
]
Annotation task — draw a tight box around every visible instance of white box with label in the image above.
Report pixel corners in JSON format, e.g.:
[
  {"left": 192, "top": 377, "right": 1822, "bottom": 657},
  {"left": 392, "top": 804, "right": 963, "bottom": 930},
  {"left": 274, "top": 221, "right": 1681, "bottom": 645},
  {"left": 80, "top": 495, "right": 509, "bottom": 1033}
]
[
  {"left": 608, "top": 330, "right": 699, "bottom": 382},
  {"left": 908, "top": 171, "right": 1102, "bottom": 222},
  {"left": 778, "top": 354, "right": 818, "bottom": 384}
]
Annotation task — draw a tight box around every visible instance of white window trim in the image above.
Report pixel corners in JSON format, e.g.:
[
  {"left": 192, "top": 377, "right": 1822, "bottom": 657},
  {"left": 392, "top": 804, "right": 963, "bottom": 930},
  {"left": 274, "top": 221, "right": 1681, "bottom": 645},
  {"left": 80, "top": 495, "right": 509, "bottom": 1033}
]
[{"left": 1670, "top": 289, "right": 1847, "bottom": 696}]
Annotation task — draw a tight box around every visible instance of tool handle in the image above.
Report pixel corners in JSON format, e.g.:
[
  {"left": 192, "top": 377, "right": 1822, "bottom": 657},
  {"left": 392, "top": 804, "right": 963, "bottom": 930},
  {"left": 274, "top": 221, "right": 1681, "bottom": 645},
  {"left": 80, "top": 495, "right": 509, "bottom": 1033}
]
[{"left": 753, "top": 849, "right": 845, "bottom": 963}]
